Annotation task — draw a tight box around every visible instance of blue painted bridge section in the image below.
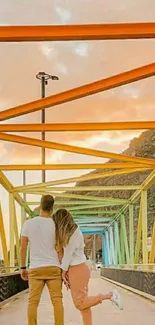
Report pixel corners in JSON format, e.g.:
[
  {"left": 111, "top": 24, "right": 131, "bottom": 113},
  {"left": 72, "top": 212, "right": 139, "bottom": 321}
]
[{"left": 81, "top": 227, "right": 106, "bottom": 265}]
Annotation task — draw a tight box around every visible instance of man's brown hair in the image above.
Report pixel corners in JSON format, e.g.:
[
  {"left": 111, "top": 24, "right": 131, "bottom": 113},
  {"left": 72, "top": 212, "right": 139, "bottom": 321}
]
[{"left": 40, "top": 195, "right": 54, "bottom": 212}]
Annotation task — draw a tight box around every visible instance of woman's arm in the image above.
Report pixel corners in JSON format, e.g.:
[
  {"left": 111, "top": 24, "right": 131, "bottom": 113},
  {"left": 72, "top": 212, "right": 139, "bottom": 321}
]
[
  {"left": 61, "top": 228, "right": 80, "bottom": 271},
  {"left": 57, "top": 249, "right": 64, "bottom": 263}
]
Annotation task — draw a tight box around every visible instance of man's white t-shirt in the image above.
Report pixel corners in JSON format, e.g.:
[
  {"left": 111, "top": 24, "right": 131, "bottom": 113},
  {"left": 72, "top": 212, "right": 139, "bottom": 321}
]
[{"left": 21, "top": 217, "right": 60, "bottom": 269}]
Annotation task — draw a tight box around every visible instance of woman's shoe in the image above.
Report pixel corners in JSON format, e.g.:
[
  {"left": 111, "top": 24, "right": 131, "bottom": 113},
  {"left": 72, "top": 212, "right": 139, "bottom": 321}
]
[{"left": 111, "top": 289, "right": 123, "bottom": 310}]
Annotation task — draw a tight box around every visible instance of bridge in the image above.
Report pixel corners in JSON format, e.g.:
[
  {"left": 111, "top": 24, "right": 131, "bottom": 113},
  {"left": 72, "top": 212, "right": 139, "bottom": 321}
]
[{"left": 0, "top": 23, "right": 155, "bottom": 324}]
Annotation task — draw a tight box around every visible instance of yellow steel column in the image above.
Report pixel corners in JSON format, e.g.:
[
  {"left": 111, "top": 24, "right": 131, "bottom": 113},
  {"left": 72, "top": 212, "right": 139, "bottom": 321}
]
[
  {"left": 120, "top": 217, "right": 125, "bottom": 264},
  {"left": 12, "top": 197, "right": 20, "bottom": 267},
  {"left": 141, "top": 190, "right": 148, "bottom": 268},
  {"left": 134, "top": 203, "right": 142, "bottom": 265},
  {"left": 129, "top": 204, "right": 134, "bottom": 265},
  {"left": 21, "top": 205, "right": 26, "bottom": 226},
  {"left": 149, "top": 216, "right": 155, "bottom": 269},
  {"left": 9, "top": 193, "right": 15, "bottom": 268},
  {"left": 120, "top": 214, "right": 130, "bottom": 265},
  {"left": 0, "top": 202, "right": 9, "bottom": 268}
]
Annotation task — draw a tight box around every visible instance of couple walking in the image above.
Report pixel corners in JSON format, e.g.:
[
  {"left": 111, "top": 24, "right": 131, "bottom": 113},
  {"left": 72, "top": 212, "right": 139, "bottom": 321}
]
[{"left": 20, "top": 195, "right": 123, "bottom": 325}]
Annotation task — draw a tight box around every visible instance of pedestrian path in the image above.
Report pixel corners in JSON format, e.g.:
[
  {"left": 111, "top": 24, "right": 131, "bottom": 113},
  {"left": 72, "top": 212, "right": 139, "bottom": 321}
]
[{"left": 1, "top": 272, "right": 155, "bottom": 325}]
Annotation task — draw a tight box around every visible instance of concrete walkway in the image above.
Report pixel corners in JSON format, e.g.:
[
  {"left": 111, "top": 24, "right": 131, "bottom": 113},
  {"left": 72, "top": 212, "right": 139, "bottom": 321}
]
[{"left": 1, "top": 272, "right": 155, "bottom": 325}]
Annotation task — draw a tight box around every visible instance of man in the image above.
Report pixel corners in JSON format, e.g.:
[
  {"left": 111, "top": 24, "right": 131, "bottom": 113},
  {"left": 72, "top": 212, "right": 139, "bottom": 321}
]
[{"left": 20, "top": 195, "right": 64, "bottom": 325}]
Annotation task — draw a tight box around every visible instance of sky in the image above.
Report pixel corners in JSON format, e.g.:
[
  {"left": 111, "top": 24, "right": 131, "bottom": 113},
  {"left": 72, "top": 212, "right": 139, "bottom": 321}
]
[{"left": 0, "top": 0, "right": 155, "bottom": 257}]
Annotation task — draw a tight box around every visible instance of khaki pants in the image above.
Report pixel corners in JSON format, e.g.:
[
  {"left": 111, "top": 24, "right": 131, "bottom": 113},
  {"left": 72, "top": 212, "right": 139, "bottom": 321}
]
[{"left": 28, "top": 266, "right": 64, "bottom": 325}]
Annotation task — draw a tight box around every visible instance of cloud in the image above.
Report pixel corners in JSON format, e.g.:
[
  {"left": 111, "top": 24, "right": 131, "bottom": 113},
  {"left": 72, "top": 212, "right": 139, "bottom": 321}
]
[
  {"left": 8, "top": 145, "right": 41, "bottom": 164},
  {"left": 73, "top": 43, "right": 90, "bottom": 57},
  {"left": 47, "top": 150, "right": 65, "bottom": 163},
  {"left": 40, "top": 43, "right": 58, "bottom": 61},
  {"left": 0, "top": 0, "right": 155, "bottom": 177},
  {"left": 55, "top": 6, "right": 72, "bottom": 23},
  {"left": 71, "top": 130, "right": 141, "bottom": 148},
  {"left": 56, "top": 62, "right": 69, "bottom": 75},
  {"left": 0, "top": 143, "right": 7, "bottom": 160},
  {"left": 111, "top": 85, "right": 141, "bottom": 99},
  {"left": 120, "top": 87, "right": 140, "bottom": 99}
]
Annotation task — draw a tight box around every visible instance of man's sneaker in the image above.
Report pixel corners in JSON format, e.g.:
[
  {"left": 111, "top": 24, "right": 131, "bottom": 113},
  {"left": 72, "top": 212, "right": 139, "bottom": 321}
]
[{"left": 111, "top": 289, "right": 123, "bottom": 310}]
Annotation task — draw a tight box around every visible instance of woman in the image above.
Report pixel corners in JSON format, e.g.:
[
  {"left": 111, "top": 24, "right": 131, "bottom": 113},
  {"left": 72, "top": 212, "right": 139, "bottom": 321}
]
[{"left": 53, "top": 209, "right": 123, "bottom": 325}]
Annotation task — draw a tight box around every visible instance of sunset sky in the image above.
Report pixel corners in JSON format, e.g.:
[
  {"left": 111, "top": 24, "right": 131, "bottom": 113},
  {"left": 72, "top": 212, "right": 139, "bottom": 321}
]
[{"left": 0, "top": 0, "right": 155, "bottom": 255}]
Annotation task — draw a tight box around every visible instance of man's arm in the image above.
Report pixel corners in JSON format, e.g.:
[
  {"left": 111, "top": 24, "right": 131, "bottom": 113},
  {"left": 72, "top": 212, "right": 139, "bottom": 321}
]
[
  {"left": 20, "top": 236, "right": 28, "bottom": 268},
  {"left": 20, "top": 235, "right": 29, "bottom": 281},
  {"left": 20, "top": 220, "right": 29, "bottom": 281},
  {"left": 60, "top": 228, "right": 81, "bottom": 288}
]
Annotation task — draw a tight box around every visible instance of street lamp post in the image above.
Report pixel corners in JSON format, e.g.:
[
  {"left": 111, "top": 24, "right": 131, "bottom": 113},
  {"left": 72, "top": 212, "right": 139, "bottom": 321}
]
[
  {"left": 22, "top": 72, "right": 59, "bottom": 214},
  {"left": 36, "top": 72, "right": 59, "bottom": 183}
]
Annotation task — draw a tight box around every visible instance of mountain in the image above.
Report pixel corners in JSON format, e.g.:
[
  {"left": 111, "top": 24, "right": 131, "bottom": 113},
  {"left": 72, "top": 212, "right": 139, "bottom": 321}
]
[{"left": 68, "top": 130, "right": 155, "bottom": 256}]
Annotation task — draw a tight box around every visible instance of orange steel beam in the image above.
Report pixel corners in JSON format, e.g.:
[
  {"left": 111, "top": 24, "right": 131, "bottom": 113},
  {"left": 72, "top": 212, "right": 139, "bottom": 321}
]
[
  {"left": 0, "top": 132, "right": 155, "bottom": 167},
  {"left": 0, "top": 121, "right": 155, "bottom": 132},
  {"left": 0, "top": 163, "right": 152, "bottom": 171},
  {"left": 0, "top": 63, "right": 155, "bottom": 121},
  {"left": 0, "top": 23, "right": 155, "bottom": 42}
]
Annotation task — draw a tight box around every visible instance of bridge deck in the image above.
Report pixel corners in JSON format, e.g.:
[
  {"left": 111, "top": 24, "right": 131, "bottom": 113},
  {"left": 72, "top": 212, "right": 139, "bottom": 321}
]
[{"left": 1, "top": 272, "right": 155, "bottom": 325}]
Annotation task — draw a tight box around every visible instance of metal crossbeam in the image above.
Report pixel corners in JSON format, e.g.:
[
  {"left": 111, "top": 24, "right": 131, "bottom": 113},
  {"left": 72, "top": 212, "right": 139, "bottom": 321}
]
[
  {"left": 20, "top": 190, "right": 130, "bottom": 204},
  {"left": 0, "top": 23, "right": 155, "bottom": 42},
  {"left": 74, "top": 217, "right": 111, "bottom": 222},
  {"left": 0, "top": 133, "right": 154, "bottom": 168},
  {"left": 72, "top": 210, "right": 121, "bottom": 215},
  {"left": 68, "top": 203, "right": 126, "bottom": 210},
  {"left": 0, "top": 162, "right": 152, "bottom": 170},
  {"left": 0, "top": 63, "right": 155, "bottom": 121},
  {"left": 17, "top": 185, "right": 141, "bottom": 191},
  {"left": 0, "top": 121, "right": 154, "bottom": 132},
  {"left": 81, "top": 229, "right": 103, "bottom": 235},
  {"left": 27, "top": 201, "right": 121, "bottom": 206},
  {"left": 108, "top": 170, "right": 155, "bottom": 226},
  {"left": 14, "top": 168, "right": 151, "bottom": 192},
  {"left": 0, "top": 171, "right": 31, "bottom": 214},
  {"left": 77, "top": 222, "right": 109, "bottom": 226}
]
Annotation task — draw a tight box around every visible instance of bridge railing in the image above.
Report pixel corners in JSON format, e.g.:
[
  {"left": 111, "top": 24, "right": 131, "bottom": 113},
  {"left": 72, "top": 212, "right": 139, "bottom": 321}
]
[
  {"left": 101, "top": 263, "right": 155, "bottom": 271},
  {"left": 101, "top": 266, "right": 155, "bottom": 297},
  {"left": 0, "top": 270, "right": 28, "bottom": 304}
]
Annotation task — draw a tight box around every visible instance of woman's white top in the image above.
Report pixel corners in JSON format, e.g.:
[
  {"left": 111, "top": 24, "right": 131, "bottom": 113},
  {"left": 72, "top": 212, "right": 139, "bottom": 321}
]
[{"left": 61, "top": 227, "right": 86, "bottom": 271}]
